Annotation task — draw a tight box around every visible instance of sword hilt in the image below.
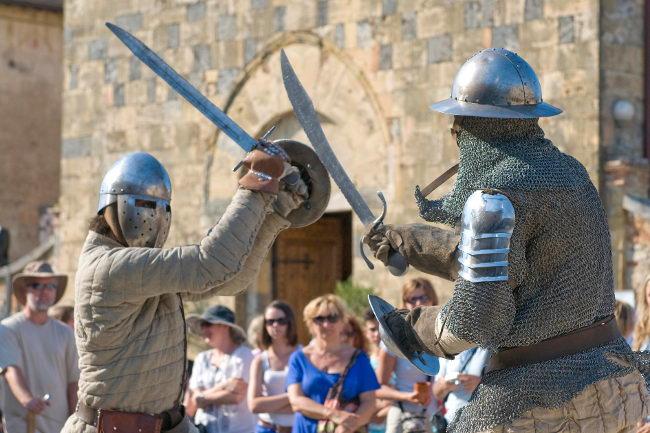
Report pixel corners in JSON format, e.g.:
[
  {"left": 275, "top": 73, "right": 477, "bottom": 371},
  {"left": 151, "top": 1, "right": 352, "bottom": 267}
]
[{"left": 360, "top": 192, "right": 409, "bottom": 276}]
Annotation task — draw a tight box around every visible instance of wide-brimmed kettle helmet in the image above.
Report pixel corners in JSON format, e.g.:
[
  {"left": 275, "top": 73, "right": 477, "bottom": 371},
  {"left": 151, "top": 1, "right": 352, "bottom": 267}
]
[
  {"left": 430, "top": 48, "right": 562, "bottom": 119},
  {"left": 97, "top": 152, "right": 172, "bottom": 248}
]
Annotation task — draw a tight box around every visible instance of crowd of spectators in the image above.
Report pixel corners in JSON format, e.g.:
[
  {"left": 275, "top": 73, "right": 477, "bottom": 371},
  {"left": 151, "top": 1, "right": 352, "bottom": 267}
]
[
  {"left": 1, "top": 260, "right": 649, "bottom": 433},
  {"left": 168, "top": 278, "right": 487, "bottom": 433}
]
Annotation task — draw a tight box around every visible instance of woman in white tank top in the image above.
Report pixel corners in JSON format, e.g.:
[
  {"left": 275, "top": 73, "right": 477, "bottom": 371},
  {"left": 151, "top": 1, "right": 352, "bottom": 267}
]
[
  {"left": 378, "top": 278, "right": 439, "bottom": 433},
  {"left": 248, "top": 301, "right": 299, "bottom": 433}
]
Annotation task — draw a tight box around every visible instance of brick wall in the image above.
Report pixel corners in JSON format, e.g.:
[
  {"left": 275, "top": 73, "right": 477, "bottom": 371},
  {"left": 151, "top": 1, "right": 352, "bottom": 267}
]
[
  {"left": 600, "top": 0, "right": 647, "bottom": 290},
  {"left": 0, "top": 4, "right": 62, "bottom": 261},
  {"left": 624, "top": 195, "right": 650, "bottom": 292},
  {"left": 58, "top": 0, "right": 603, "bottom": 306}
]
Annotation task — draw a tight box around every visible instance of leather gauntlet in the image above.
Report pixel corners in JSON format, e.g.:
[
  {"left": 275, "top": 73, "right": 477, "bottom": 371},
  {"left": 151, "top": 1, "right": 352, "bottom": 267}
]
[
  {"left": 365, "top": 223, "right": 460, "bottom": 280},
  {"left": 239, "top": 148, "right": 286, "bottom": 194}
]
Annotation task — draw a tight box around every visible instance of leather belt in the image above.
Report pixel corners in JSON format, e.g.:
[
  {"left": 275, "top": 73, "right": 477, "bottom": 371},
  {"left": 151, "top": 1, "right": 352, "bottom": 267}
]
[
  {"left": 485, "top": 315, "right": 620, "bottom": 373},
  {"left": 75, "top": 401, "right": 184, "bottom": 431}
]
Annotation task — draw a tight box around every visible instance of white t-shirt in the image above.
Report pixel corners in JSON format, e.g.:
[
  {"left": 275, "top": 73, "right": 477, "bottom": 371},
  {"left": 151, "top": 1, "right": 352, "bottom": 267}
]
[
  {"left": 0, "top": 313, "right": 79, "bottom": 433},
  {"left": 380, "top": 342, "right": 437, "bottom": 414},
  {"left": 189, "top": 346, "right": 256, "bottom": 433},
  {"left": 435, "top": 347, "right": 490, "bottom": 422}
]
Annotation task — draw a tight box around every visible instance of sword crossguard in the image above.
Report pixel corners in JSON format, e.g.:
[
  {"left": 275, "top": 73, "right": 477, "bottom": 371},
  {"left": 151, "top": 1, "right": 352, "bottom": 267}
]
[
  {"left": 372, "top": 191, "right": 388, "bottom": 229},
  {"left": 360, "top": 192, "right": 409, "bottom": 276}
]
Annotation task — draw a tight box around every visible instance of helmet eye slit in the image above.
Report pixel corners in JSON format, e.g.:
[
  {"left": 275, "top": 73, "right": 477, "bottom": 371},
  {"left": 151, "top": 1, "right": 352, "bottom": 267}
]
[{"left": 135, "top": 199, "right": 156, "bottom": 209}]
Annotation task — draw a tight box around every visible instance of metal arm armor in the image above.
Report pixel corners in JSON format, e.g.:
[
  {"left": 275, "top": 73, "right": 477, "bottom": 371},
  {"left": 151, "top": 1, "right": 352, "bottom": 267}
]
[{"left": 457, "top": 190, "right": 515, "bottom": 283}]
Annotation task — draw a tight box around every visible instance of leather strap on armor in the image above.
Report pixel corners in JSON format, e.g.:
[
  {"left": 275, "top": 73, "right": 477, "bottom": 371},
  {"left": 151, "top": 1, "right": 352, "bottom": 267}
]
[
  {"left": 419, "top": 163, "right": 459, "bottom": 197},
  {"left": 75, "top": 401, "right": 184, "bottom": 432},
  {"left": 485, "top": 315, "right": 620, "bottom": 373}
]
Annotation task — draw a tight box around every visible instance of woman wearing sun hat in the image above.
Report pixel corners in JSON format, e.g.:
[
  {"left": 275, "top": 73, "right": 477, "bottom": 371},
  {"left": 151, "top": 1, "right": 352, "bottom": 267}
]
[{"left": 185, "top": 305, "right": 256, "bottom": 433}]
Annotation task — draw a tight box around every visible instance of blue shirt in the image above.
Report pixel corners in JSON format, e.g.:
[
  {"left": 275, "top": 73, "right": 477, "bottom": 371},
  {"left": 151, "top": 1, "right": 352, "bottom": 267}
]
[{"left": 286, "top": 349, "right": 380, "bottom": 433}]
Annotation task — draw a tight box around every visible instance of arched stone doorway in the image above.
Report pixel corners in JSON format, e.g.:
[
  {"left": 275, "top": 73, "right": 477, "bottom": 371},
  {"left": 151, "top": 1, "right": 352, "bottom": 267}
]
[{"left": 203, "top": 35, "right": 391, "bottom": 326}]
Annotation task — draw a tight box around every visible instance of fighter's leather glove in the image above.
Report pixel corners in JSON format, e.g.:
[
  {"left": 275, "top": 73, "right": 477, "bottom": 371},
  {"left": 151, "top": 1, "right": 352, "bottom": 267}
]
[
  {"left": 238, "top": 141, "right": 289, "bottom": 194},
  {"left": 273, "top": 163, "right": 309, "bottom": 218},
  {"left": 363, "top": 224, "right": 404, "bottom": 266},
  {"left": 365, "top": 223, "right": 460, "bottom": 280}
]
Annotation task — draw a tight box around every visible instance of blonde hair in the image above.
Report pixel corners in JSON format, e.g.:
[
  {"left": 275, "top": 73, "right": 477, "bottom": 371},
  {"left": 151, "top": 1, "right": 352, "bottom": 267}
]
[
  {"left": 614, "top": 300, "right": 635, "bottom": 338},
  {"left": 633, "top": 276, "right": 650, "bottom": 350},
  {"left": 303, "top": 294, "right": 350, "bottom": 327},
  {"left": 247, "top": 314, "right": 265, "bottom": 350},
  {"left": 401, "top": 277, "right": 438, "bottom": 307}
]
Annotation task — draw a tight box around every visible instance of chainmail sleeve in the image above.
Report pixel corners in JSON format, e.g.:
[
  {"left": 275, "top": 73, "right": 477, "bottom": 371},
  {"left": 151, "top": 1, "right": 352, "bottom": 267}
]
[
  {"left": 441, "top": 191, "right": 527, "bottom": 350},
  {"left": 405, "top": 191, "right": 529, "bottom": 357},
  {"left": 403, "top": 227, "right": 523, "bottom": 355}
]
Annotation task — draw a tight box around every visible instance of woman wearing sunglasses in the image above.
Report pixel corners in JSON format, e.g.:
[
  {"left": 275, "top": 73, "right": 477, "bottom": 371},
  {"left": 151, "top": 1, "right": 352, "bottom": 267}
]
[
  {"left": 248, "top": 301, "right": 300, "bottom": 433},
  {"left": 377, "top": 278, "right": 439, "bottom": 433},
  {"left": 287, "top": 294, "right": 379, "bottom": 433}
]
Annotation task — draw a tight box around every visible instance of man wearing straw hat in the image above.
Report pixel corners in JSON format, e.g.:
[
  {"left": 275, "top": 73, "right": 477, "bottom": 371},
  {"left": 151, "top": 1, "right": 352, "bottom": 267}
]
[{"left": 0, "top": 261, "right": 79, "bottom": 433}]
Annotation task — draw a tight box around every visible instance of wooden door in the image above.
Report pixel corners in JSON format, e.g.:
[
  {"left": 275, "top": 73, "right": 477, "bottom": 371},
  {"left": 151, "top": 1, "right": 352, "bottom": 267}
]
[{"left": 273, "top": 212, "right": 351, "bottom": 344}]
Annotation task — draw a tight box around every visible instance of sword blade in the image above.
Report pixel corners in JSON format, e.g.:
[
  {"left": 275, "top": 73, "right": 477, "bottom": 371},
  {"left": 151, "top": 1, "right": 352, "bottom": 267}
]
[
  {"left": 280, "top": 50, "right": 375, "bottom": 226},
  {"left": 106, "top": 23, "right": 258, "bottom": 152}
]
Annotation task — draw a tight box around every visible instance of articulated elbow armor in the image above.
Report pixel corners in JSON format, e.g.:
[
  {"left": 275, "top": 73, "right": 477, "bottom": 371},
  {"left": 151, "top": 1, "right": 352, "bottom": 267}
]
[{"left": 458, "top": 190, "right": 515, "bottom": 283}]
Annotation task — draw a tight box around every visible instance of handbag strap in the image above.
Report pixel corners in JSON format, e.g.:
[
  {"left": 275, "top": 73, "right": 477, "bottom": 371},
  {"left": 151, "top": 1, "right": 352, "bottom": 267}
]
[{"left": 327, "top": 349, "right": 360, "bottom": 404}]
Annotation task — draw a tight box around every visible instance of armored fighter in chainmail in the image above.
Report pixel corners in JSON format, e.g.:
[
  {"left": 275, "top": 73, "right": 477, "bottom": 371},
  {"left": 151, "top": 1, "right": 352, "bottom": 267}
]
[{"left": 366, "top": 48, "right": 650, "bottom": 433}]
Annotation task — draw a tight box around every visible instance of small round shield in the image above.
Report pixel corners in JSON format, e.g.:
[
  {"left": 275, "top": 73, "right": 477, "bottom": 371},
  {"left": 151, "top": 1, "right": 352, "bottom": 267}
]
[
  {"left": 368, "top": 294, "right": 440, "bottom": 376},
  {"left": 274, "top": 139, "right": 331, "bottom": 228}
]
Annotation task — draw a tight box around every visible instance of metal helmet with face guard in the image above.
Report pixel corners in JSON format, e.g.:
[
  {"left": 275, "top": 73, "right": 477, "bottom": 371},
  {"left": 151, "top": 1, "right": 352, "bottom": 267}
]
[{"left": 97, "top": 152, "right": 172, "bottom": 248}]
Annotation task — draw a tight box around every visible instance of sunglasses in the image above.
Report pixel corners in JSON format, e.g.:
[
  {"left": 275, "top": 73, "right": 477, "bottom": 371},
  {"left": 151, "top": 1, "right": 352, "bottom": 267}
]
[
  {"left": 28, "top": 283, "right": 58, "bottom": 291},
  {"left": 312, "top": 314, "right": 340, "bottom": 325},
  {"left": 405, "top": 294, "right": 430, "bottom": 305},
  {"left": 265, "top": 317, "right": 288, "bottom": 326}
]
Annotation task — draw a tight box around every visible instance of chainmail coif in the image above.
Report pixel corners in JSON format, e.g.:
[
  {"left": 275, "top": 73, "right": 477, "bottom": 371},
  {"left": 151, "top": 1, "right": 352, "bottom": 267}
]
[{"left": 414, "top": 117, "right": 650, "bottom": 433}]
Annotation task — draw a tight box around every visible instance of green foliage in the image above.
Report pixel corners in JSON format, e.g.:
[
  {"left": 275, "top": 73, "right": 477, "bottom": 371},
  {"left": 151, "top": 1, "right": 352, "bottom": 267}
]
[{"left": 335, "top": 279, "right": 373, "bottom": 317}]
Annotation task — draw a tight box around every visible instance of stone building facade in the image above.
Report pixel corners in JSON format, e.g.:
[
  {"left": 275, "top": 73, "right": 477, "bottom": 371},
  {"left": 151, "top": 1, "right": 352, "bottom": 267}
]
[
  {"left": 0, "top": 1, "right": 63, "bottom": 261},
  {"left": 56, "top": 0, "right": 647, "bottom": 319}
]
